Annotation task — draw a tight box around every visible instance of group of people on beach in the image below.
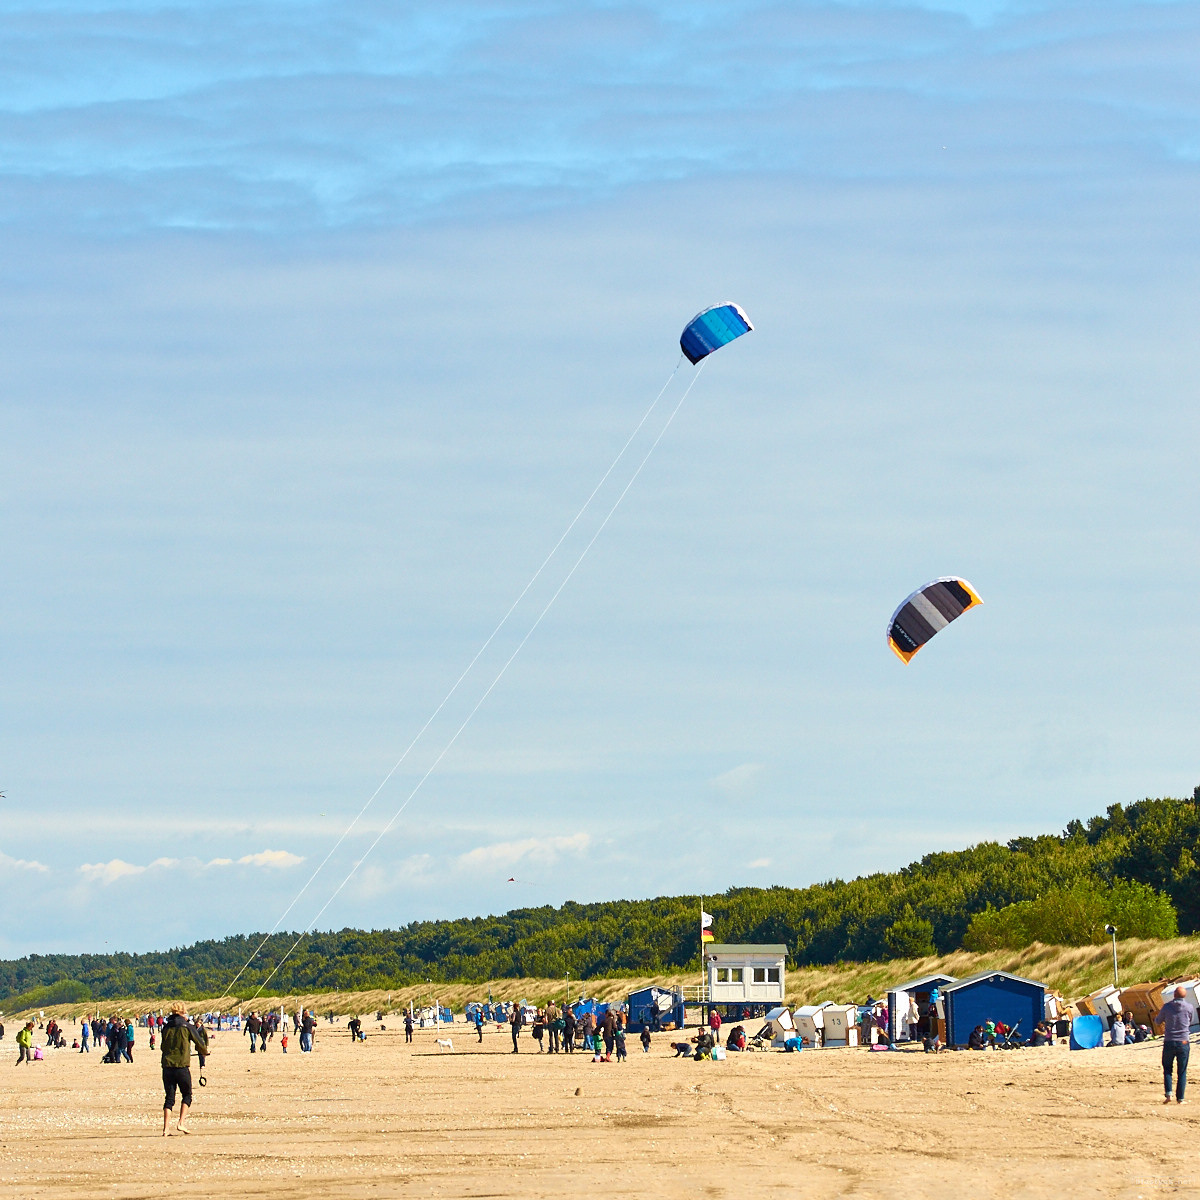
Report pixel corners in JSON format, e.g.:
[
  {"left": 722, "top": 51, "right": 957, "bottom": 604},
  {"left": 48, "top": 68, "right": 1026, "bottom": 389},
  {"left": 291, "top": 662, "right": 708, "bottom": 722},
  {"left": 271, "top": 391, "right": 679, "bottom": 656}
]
[
  {"left": 16, "top": 1013, "right": 158, "bottom": 1066},
  {"left": 501, "top": 1002, "right": 649, "bottom": 1061},
  {"left": 242, "top": 1008, "right": 318, "bottom": 1052}
]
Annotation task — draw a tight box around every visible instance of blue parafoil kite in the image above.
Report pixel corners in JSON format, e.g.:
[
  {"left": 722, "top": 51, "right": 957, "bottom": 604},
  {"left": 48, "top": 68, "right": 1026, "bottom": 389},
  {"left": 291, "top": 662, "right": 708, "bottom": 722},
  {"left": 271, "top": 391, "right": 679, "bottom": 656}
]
[{"left": 680, "top": 303, "right": 753, "bottom": 364}]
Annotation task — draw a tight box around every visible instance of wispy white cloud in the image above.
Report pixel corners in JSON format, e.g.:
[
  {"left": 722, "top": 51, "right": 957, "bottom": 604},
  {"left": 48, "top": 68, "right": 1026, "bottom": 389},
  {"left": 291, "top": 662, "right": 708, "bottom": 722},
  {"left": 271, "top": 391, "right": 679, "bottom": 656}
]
[
  {"left": 457, "top": 832, "right": 590, "bottom": 870},
  {"left": 79, "top": 857, "right": 175, "bottom": 884},
  {"left": 0, "top": 850, "right": 49, "bottom": 873},
  {"left": 747, "top": 857, "right": 772, "bottom": 869},
  {"left": 0, "top": 1, "right": 1194, "bottom": 232},
  {"left": 351, "top": 854, "right": 434, "bottom": 900},
  {"left": 711, "top": 762, "right": 764, "bottom": 800},
  {"left": 78, "top": 849, "right": 303, "bottom": 883},
  {"left": 236, "top": 849, "right": 303, "bottom": 869}
]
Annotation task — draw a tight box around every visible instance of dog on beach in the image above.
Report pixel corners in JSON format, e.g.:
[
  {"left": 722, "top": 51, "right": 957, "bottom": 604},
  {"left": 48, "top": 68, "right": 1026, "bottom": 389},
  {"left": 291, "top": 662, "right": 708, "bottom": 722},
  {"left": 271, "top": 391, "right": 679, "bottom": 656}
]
[{"left": 436, "top": 1038, "right": 454, "bottom": 1052}]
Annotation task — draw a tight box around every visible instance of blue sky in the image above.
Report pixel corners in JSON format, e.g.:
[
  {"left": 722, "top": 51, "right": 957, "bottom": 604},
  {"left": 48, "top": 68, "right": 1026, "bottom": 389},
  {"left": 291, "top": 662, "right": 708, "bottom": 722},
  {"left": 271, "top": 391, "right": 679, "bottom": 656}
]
[{"left": 1, "top": 0, "right": 1198, "bottom": 958}]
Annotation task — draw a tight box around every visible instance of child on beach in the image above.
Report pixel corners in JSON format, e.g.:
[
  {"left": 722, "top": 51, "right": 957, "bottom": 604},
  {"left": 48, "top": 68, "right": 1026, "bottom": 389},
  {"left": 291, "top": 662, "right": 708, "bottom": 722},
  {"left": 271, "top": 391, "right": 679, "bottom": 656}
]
[
  {"left": 640, "top": 1027, "right": 651, "bottom": 1053},
  {"left": 281, "top": 1034, "right": 288, "bottom": 1054},
  {"left": 615, "top": 1029, "right": 627, "bottom": 1061}
]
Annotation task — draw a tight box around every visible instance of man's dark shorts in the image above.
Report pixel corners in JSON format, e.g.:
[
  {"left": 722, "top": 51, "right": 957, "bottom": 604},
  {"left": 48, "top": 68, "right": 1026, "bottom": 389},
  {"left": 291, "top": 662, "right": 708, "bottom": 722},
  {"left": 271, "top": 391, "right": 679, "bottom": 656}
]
[{"left": 162, "top": 1066, "right": 193, "bottom": 1109}]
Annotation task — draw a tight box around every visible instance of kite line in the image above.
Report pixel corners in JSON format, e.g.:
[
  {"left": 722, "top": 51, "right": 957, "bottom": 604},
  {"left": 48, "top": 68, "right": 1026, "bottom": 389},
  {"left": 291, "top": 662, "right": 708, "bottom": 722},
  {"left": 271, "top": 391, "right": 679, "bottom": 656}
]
[
  {"left": 221, "top": 359, "right": 690, "bottom": 1000},
  {"left": 241, "top": 361, "right": 707, "bottom": 1002}
]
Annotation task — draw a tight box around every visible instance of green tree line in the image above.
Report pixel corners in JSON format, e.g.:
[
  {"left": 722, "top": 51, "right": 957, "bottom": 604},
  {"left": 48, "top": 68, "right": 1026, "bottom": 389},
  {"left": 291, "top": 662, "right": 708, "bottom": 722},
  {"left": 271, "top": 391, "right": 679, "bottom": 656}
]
[{"left": 2, "top": 793, "right": 1197, "bottom": 1003}]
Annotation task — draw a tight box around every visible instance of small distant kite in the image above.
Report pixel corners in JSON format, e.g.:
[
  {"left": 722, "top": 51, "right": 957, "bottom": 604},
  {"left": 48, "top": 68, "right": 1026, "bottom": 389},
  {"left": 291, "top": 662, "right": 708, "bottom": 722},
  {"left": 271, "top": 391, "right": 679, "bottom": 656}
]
[
  {"left": 887, "top": 577, "right": 982, "bottom": 663},
  {"left": 679, "top": 303, "right": 753, "bottom": 364}
]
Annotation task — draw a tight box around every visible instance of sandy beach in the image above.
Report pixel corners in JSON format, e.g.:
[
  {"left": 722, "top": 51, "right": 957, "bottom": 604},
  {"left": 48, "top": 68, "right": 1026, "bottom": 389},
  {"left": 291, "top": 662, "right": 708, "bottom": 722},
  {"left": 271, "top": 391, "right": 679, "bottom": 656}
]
[{"left": 0, "top": 1020, "right": 1194, "bottom": 1199}]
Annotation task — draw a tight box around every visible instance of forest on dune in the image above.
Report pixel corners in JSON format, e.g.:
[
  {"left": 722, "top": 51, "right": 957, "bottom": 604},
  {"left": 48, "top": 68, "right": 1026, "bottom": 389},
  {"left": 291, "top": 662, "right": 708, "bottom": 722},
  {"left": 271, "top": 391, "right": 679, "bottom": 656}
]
[{"left": 2, "top": 793, "right": 1196, "bottom": 1006}]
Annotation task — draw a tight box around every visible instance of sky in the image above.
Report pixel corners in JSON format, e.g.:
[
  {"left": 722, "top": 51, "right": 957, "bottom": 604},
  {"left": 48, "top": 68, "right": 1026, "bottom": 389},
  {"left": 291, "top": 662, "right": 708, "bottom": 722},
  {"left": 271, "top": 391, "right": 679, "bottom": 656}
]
[{"left": 1, "top": 0, "right": 1199, "bottom": 959}]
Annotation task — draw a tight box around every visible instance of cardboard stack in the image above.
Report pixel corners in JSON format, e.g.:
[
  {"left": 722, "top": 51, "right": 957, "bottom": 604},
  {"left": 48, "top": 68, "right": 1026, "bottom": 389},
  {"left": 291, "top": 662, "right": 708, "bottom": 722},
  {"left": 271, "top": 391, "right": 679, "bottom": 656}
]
[{"left": 1116, "top": 980, "right": 1170, "bottom": 1028}]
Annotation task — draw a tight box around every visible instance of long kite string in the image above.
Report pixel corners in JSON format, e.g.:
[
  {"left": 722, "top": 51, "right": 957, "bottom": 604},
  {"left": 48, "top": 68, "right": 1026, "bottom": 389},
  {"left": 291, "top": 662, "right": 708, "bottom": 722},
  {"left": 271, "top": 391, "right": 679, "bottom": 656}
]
[
  {"left": 220, "top": 361, "right": 682, "bottom": 1000},
  {"left": 246, "top": 361, "right": 706, "bottom": 1002}
]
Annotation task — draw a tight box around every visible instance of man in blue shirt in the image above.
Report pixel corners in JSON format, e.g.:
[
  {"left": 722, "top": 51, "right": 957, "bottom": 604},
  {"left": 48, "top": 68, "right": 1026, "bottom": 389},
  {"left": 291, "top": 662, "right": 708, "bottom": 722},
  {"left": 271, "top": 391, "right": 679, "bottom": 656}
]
[{"left": 1154, "top": 986, "right": 1197, "bottom": 1104}]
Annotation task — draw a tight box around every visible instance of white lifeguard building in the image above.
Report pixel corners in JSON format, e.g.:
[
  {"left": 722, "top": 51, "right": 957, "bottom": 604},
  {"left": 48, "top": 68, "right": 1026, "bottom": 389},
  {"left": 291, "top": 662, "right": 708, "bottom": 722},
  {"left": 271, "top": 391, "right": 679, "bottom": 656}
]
[{"left": 705, "top": 944, "right": 787, "bottom": 1010}]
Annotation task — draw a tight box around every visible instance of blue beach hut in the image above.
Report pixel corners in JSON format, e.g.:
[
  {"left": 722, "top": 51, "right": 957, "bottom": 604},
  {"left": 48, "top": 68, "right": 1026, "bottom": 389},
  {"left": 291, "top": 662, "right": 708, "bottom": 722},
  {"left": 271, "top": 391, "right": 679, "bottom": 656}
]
[
  {"left": 626, "top": 987, "right": 685, "bottom": 1032},
  {"left": 942, "top": 971, "right": 1046, "bottom": 1047}
]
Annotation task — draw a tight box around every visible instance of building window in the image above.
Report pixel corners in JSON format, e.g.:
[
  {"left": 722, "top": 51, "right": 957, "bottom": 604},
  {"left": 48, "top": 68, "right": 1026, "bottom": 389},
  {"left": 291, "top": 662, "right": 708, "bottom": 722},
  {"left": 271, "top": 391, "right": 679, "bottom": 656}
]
[
  {"left": 753, "top": 967, "right": 767, "bottom": 983},
  {"left": 767, "top": 968, "right": 780, "bottom": 984},
  {"left": 716, "top": 968, "right": 730, "bottom": 983},
  {"left": 730, "top": 968, "right": 743, "bottom": 983}
]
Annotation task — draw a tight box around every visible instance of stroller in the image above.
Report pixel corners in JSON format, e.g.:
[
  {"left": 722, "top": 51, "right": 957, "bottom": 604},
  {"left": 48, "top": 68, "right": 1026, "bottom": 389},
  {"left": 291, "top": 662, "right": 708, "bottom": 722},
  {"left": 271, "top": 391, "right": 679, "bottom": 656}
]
[{"left": 994, "top": 1021, "right": 1024, "bottom": 1050}]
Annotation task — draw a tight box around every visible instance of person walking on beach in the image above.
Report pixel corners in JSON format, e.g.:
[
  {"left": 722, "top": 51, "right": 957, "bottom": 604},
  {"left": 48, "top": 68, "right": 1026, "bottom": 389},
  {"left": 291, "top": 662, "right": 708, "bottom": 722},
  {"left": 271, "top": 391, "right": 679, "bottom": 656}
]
[
  {"left": 159, "top": 1002, "right": 207, "bottom": 1137},
  {"left": 708, "top": 1007, "right": 722, "bottom": 1046},
  {"left": 301, "top": 1010, "right": 316, "bottom": 1052},
  {"left": 1155, "top": 986, "right": 1197, "bottom": 1104},
  {"left": 474, "top": 1009, "right": 484, "bottom": 1043},
  {"left": 123, "top": 1019, "right": 134, "bottom": 1063},
  {"left": 601, "top": 1009, "right": 617, "bottom": 1061},
  {"left": 546, "top": 1001, "right": 560, "bottom": 1054},
  {"left": 404, "top": 1011, "right": 414, "bottom": 1044},
  {"left": 510, "top": 1004, "right": 524, "bottom": 1053},
  {"left": 16, "top": 1021, "right": 34, "bottom": 1065},
  {"left": 563, "top": 1006, "right": 576, "bottom": 1054},
  {"left": 245, "top": 1011, "right": 261, "bottom": 1053},
  {"left": 80, "top": 1018, "right": 90, "bottom": 1054}
]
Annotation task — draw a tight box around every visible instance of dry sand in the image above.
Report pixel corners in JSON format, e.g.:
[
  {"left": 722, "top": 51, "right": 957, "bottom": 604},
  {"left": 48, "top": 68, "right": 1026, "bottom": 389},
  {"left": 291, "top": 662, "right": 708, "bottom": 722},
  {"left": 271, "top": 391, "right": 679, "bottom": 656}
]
[{"left": 0, "top": 1020, "right": 1195, "bottom": 1199}]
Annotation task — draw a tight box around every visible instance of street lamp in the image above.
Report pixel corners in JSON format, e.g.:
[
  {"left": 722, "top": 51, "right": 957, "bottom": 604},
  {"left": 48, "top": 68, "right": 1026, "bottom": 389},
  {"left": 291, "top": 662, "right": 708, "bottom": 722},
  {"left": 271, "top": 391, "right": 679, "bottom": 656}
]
[{"left": 1105, "top": 924, "right": 1119, "bottom": 987}]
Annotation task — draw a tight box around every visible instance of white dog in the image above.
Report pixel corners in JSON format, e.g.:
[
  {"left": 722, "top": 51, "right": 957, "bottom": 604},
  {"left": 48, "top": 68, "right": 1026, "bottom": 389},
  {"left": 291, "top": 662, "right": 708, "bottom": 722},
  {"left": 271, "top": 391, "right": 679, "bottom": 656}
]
[{"left": 435, "top": 1038, "right": 454, "bottom": 1052}]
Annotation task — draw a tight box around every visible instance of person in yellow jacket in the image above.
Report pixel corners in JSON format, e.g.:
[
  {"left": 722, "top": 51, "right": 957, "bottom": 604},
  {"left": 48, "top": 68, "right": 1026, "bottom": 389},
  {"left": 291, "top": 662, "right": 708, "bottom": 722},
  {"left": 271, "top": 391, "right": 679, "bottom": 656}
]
[
  {"left": 16, "top": 1021, "right": 34, "bottom": 1065},
  {"left": 159, "top": 1003, "right": 209, "bottom": 1136}
]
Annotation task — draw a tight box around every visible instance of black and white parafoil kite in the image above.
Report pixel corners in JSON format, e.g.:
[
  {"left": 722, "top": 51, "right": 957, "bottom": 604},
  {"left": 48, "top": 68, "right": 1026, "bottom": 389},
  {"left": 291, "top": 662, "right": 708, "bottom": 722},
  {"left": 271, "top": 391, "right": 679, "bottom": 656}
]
[{"left": 887, "top": 577, "right": 982, "bottom": 663}]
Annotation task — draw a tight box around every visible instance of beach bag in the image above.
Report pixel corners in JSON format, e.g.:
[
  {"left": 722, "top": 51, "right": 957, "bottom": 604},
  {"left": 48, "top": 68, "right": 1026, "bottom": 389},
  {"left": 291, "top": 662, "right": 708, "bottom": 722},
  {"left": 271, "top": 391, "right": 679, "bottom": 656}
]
[{"left": 711, "top": 1046, "right": 726, "bottom": 1061}]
